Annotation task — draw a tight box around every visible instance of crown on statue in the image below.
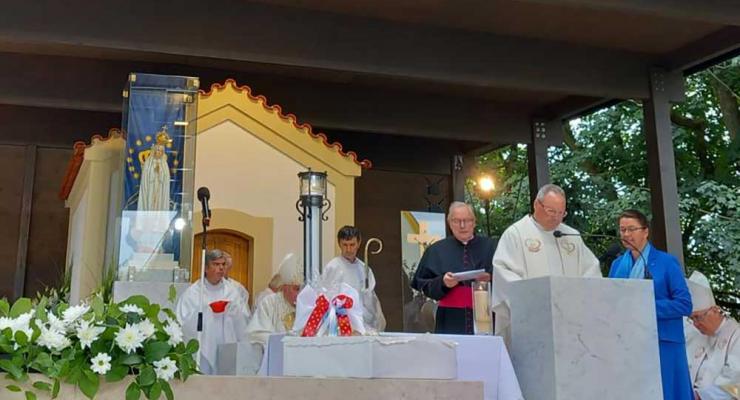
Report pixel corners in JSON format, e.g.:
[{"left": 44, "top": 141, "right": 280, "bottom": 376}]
[{"left": 155, "top": 126, "right": 173, "bottom": 145}]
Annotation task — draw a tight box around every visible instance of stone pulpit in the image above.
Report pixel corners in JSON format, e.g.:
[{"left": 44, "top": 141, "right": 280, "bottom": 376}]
[{"left": 507, "top": 276, "right": 663, "bottom": 400}]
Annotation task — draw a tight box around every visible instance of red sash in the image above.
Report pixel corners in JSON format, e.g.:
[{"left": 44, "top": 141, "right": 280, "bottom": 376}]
[{"left": 438, "top": 285, "right": 472, "bottom": 309}]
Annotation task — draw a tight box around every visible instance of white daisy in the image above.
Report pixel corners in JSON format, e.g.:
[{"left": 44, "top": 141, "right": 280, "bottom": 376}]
[
  {"left": 136, "top": 319, "right": 156, "bottom": 340},
  {"left": 47, "top": 312, "right": 68, "bottom": 333},
  {"left": 115, "top": 323, "right": 145, "bottom": 354},
  {"left": 119, "top": 304, "right": 145, "bottom": 316},
  {"left": 62, "top": 304, "right": 90, "bottom": 326},
  {"left": 76, "top": 320, "right": 105, "bottom": 349},
  {"left": 36, "top": 325, "right": 71, "bottom": 352},
  {"left": 90, "top": 353, "right": 112, "bottom": 375},
  {"left": 153, "top": 357, "right": 178, "bottom": 381},
  {"left": 163, "top": 321, "right": 183, "bottom": 346}
]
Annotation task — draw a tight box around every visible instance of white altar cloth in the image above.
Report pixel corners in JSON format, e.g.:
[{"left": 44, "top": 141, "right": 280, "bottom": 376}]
[{"left": 260, "top": 333, "right": 522, "bottom": 400}]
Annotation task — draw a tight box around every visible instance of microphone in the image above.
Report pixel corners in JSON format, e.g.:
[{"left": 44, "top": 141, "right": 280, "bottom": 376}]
[
  {"left": 553, "top": 230, "right": 580, "bottom": 238},
  {"left": 621, "top": 239, "right": 652, "bottom": 280},
  {"left": 197, "top": 187, "right": 211, "bottom": 226}
]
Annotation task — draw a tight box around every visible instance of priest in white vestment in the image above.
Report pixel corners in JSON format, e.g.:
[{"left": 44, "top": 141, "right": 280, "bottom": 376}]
[
  {"left": 320, "top": 225, "right": 386, "bottom": 332},
  {"left": 685, "top": 271, "right": 739, "bottom": 400},
  {"left": 492, "top": 184, "right": 601, "bottom": 341},
  {"left": 176, "top": 249, "right": 250, "bottom": 374},
  {"left": 223, "top": 250, "right": 251, "bottom": 316},
  {"left": 246, "top": 253, "right": 303, "bottom": 348}
]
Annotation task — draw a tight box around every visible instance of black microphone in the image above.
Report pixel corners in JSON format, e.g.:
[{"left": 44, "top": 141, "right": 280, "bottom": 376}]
[
  {"left": 197, "top": 187, "right": 211, "bottom": 225},
  {"left": 621, "top": 239, "right": 652, "bottom": 280},
  {"left": 553, "top": 230, "right": 581, "bottom": 238}
]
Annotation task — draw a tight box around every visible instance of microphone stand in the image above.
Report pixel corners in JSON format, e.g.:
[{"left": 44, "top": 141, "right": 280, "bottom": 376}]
[
  {"left": 622, "top": 239, "right": 652, "bottom": 280},
  {"left": 196, "top": 197, "right": 211, "bottom": 371}
]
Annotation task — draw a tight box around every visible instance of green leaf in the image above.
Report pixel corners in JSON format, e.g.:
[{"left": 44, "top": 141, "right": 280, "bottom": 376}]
[
  {"left": 78, "top": 371, "right": 100, "bottom": 400},
  {"left": 161, "top": 380, "right": 174, "bottom": 400},
  {"left": 168, "top": 285, "right": 177, "bottom": 304},
  {"left": 162, "top": 309, "right": 177, "bottom": 322},
  {"left": 185, "top": 339, "right": 199, "bottom": 354},
  {"left": 25, "top": 390, "right": 37, "bottom": 400},
  {"left": 14, "top": 330, "right": 28, "bottom": 346},
  {"left": 6, "top": 385, "right": 22, "bottom": 392},
  {"left": 146, "top": 380, "right": 162, "bottom": 400},
  {"left": 146, "top": 304, "right": 161, "bottom": 323},
  {"left": 121, "top": 295, "right": 150, "bottom": 310},
  {"left": 51, "top": 379, "right": 60, "bottom": 399},
  {"left": 0, "top": 299, "right": 10, "bottom": 317},
  {"left": 32, "top": 352, "right": 53, "bottom": 370},
  {"left": 144, "top": 341, "right": 171, "bottom": 363},
  {"left": 105, "top": 364, "right": 129, "bottom": 382},
  {"left": 126, "top": 381, "right": 141, "bottom": 400},
  {"left": 120, "top": 354, "right": 144, "bottom": 366},
  {"left": 138, "top": 366, "right": 156, "bottom": 387},
  {"left": 91, "top": 295, "right": 105, "bottom": 319},
  {"left": 0, "top": 359, "right": 25, "bottom": 380},
  {"left": 9, "top": 298, "right": 32, "bottom": 318},
  {"left": 32, "top": 381, "right": 51, "bottom": 392}
]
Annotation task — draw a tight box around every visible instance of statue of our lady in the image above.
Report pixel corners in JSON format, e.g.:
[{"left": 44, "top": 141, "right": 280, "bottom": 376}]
[{"left": 137, "top": 127, "right": 172, "bottom": 211}]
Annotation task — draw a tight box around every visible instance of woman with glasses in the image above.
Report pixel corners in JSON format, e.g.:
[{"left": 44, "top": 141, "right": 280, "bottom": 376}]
[{"left": 608, "top": 209, "right": 693, "bottom": 400}]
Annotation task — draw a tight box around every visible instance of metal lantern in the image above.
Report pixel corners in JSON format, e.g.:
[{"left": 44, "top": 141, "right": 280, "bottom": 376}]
[{"left": 296, "top": 170, "right": 331, "bottom": 285}]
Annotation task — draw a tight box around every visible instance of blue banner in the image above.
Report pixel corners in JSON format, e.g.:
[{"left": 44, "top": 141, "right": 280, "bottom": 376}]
[{"left": 123, "top": 90, "right": 185, "bottom": 212}]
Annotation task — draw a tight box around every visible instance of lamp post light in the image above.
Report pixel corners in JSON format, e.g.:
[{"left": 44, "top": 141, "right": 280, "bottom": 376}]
[
  {"left": 476, "top": 175, "right": 495, "bottom": 237},
  {"left": 296, "top": 170, "right": 331, "bottom": 286}
]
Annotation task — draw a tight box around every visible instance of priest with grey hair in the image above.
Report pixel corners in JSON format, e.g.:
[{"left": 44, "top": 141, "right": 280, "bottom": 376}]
[
  {"left": 685, "top": 271, "right": 739, "bottom": 400},
  {"left": 175, "top": 248, "right": 251, "bottom": 374},
  {"left": 411, "top": 201, "right": 496, "bottom": 334},
  {"left": 492, "top": 184, "right": 601, "bottom": 342}
]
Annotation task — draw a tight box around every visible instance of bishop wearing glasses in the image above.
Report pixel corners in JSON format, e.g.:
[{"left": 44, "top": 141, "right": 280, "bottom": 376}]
[{"left": 491, "top": 184, "right": 601, "bottom": 341}]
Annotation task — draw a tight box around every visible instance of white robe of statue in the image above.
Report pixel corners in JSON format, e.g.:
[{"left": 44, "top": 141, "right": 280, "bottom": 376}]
[
  {"left": 686, "top": 317, "right": 740, "bottom": 400},
  {"left": 138, "top": 143, "right": 170, "bottom": 211},
  {"left": 320, "top": 256, "right": 386, "bottom": 332},
  {"left": 175, "top": 278, "right": 250, "bottom": 374},
  {"left": 246, "top": 291, "right": 295, "bottom": 348},
  {"left": 492, "top": 215, "right": 602, "bottom": 341}
]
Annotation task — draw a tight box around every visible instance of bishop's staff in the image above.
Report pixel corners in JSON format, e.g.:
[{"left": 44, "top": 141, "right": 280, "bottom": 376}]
[{"left": 364, "top": 238, "right": 383, "bottom": 290}]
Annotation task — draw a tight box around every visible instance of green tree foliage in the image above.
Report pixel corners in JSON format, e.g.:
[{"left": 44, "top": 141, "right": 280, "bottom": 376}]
[{"left": 470, "top": 58, "right": 739, "bottom": 313}]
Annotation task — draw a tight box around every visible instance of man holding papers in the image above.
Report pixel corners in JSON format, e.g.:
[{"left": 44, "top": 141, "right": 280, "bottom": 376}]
[{"left": 412, "top": 201, "right": 496, "bottom": 334}]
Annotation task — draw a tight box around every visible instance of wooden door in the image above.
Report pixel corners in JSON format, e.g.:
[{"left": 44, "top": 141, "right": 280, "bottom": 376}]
[{"left": 192, "top": 230, "right": 251, "bottom": 301}]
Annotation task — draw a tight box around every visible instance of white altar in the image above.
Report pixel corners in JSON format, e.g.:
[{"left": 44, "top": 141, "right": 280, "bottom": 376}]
[
  {"left": 507, "top": 276, "right": 663, "bottom": 400},
  {"left": 260, "top": 333, "right": 523, "bottom": 400}
]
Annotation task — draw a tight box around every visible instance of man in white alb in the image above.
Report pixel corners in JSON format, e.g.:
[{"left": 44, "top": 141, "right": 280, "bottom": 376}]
[
  {"left": 176, "top": 249, "right": 251, "bottom": 374},
  {"left": 492, "top": 184, "right": 601, "bottom": 341},
  {"left": 321, "top": 225, "right": 386, "bottom": 332}
]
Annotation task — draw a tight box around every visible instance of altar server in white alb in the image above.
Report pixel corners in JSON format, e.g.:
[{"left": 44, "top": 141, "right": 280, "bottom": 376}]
[
  {"left": 176, "top": 249, "right": 251, "bottom": 374},
  {"left": 492, "top": 184, "right": 601, "bottom": 340},
  {"left": 246, "top": 253, "right": 303, "bottom": 348},
  {"left": 321, "top": 225, "right": 386, "bottom": 332},
  {"left": 685, "top": 271, "right": 739, "bottom": 400}
]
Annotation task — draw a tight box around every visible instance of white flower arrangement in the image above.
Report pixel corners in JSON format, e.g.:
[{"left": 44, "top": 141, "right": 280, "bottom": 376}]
[{"left": 0, "top": 293, "right": 200, "bottom": 400}]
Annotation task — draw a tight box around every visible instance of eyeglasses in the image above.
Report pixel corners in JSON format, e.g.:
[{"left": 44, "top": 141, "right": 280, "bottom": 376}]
[
  {"left": 450, "top": 218, "right": 475, "bottom": 227},
  {"left": 688, "top": 308, "right": 715, "bottom": 324},
  {"left": 619, "top": 226, "right": 647, "bottom": 234},
  {"left": 536, "top": 200, "right": 567, "bottom": 218}
]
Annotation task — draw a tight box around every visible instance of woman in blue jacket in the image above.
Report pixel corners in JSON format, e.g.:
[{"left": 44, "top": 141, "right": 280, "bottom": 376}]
[{"left": 608, "top": 209, "right": 693, "bottom": 400}]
